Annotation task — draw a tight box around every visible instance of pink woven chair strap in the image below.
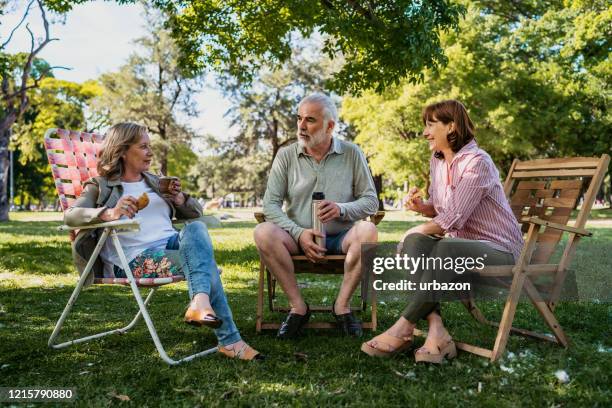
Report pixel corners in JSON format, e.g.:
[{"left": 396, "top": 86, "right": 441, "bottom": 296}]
[
  {"left": 44, "top": 128, "right": 104, "bottom": 212},
  {"left": 93, "top": 275, "right": 185, "bottom": 287}
]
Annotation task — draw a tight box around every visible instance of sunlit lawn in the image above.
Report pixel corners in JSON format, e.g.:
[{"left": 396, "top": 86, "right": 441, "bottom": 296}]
[{"left": 0, "top": 210, "right": 610, "bottom": 407}]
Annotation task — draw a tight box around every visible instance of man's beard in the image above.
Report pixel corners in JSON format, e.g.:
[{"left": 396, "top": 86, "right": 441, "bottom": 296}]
[{"left": 297, "top": 126, "right": 328, "bottom": 149}]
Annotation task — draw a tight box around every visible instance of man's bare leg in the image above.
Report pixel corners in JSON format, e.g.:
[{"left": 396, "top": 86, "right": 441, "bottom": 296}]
[
  {"left": 335, "top": 221, "right": 378, "bottom": 314},
  {"left": 253, "top": 222, "right": 307, "bottom": 314}
]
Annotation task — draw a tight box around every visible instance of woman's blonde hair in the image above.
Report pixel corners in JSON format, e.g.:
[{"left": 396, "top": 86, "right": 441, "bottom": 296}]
[{"left": 97, "top": 122, "right": 147, "bottom": 180}]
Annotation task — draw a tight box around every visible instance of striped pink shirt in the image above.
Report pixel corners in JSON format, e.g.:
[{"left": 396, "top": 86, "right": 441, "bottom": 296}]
[{"left": 427, "top": 139, "right": 524, "bottom": 261}]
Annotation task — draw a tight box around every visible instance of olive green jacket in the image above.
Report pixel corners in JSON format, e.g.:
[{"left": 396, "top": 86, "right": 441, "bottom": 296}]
[{"left": 64, "top": 172, "right": 202, "bottom": 286}]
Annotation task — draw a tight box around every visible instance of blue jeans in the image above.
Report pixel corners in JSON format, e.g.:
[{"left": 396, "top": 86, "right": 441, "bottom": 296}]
[{"left": 167, "top": 221, "right": 241, "bottom": 346}]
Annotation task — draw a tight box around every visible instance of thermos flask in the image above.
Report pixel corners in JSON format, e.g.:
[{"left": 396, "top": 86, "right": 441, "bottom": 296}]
[{"left": 311, "top": 192, "right": 326, "bottom": 247}]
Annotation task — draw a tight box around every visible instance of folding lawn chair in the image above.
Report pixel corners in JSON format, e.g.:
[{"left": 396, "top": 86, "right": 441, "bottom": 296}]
[
  {"left": 44, "top": 128, "right": 217, "bottom": 365},
  {"left": 254, "top": 211, "right": 385, "bottom": 332},
  {"left": 412, "top": 154, "right": 610, "bottom": 361}
]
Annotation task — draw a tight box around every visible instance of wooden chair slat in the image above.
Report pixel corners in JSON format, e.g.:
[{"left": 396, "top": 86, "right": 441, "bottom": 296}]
[
  {"left": 538, "top": 215, "right": 570, "bottom": 225},
  {"left": 535, "top": 190, "right": 554, "bottom": 198},
  {"left": 542, "top": 197, "right": 577, "bottom": 208},
  {"left": 512, "top": 169, "right": 597, "bottom": 178},
  {"left": 550, "top": 180, "right": 584, "bottom": 189},
  {"left": 514, "top": 157, "right": 601, "bottom": 170},
  {"left": 551, "top": 207, "right": 572, "bottom": 217},
  {"left": 559, "top": 189, "right": 580, "bottom": 199},
  {"left": 510, "top": 196, "right": 538, "bottom": 206},
  {"left": 537, "top": 231, "right": 562, "bottom": 243},
  {"left": 517, "top": 181, "right": 547, "bottom": 190}
]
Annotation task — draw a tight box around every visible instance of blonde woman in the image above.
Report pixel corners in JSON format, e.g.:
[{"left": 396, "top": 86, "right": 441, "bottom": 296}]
[{"left": 65, "top": 122, "right": 263, "bottom": 361}]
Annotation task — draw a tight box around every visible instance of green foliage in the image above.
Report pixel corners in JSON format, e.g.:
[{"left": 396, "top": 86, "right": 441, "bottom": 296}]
[
  {"left": 166, "top": 142, "right": 198, "bottom": 192},
  {"left": 9, "top": 77, "right": 100, "bottom": 207},
  {"left": 195, "top": 44, "right": 336, "bottom": 198},
  {"left": 142, "top": 0, "right": 465, "bottom": 95},
  {"left": 92, "top": 11, "right": 200, "bottom": 175},
  {"left": 343, "top": 0, "right": 612, "bottom": 193}
]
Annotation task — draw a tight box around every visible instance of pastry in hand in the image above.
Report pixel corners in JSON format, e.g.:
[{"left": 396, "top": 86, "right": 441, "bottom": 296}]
[
  {"left": 136, "top": 192, "right": 149, "bottom": 210},
  {"left": 403, "top": 190, "right": 423, "bottom": 210}
]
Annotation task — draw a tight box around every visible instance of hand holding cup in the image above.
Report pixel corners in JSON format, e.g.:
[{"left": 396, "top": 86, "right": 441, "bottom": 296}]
[{"left": 159, "top": 176, "right": 185, "bottom": 206}]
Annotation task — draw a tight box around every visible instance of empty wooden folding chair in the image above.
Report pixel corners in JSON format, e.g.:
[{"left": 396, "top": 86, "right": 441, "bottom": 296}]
[
  {"left": 428, "top": 154, "right": 610, "bottom": 361},
  {"left": 44, "top": 128, "right": 217, "bottom": 365},
  {"left": 254, "top": 211, "right": 385, "bottom": 333}
]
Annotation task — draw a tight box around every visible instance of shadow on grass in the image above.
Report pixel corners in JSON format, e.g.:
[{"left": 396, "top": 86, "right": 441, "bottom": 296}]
[
  {"left": 0, "top": 241, "right": 73, "bottom": 275},
  {"left": 0, "top": 220, "right": 66, "bottom": 237},
  {"left": 2, "top": 277, "right": 611, "bottom": 406}
]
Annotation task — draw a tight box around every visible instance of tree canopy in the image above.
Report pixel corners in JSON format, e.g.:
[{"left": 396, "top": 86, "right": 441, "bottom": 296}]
[
  {"left": 46, "top": 0, "right": 465, "bottom": 95},
  {"left": 342, "top": 0, "right": 611, "bottom": 196}
]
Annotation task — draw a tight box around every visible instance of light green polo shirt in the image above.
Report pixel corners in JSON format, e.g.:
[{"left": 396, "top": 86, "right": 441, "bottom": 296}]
[{"left": 263, "top": 137, "right": 379, "bottom": 241}]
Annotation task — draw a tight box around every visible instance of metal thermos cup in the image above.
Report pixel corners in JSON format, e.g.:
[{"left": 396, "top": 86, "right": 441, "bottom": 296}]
[{"left": 312, "top": 192, "right": 326, "bottom": 247}]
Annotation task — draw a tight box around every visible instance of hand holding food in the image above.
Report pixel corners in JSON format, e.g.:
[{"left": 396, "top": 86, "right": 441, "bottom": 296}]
[
  {"left": 403, "top": 187, "right": 424, "bottom": 212},
  {"left": 136, "top": 192, "right": 149, "bottom": 210}
]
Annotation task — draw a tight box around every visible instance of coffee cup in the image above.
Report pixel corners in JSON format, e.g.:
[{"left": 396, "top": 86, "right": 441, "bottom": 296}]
[{"left": 159, "top": 176, "right": 179, "bottom": 194}]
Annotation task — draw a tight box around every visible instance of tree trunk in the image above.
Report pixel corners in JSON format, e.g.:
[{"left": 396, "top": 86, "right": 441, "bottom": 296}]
[
  {"left": 270, "top": 116, "right": 279, "bottom": 165},
  {"left": 372, "top": 174, "right": 384, "bottom": 211},
  {"left": 0, "top": 127, "right": 11, "bottom": 221}
]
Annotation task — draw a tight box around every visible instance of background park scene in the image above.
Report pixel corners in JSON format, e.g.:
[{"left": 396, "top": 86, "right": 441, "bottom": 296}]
[{"left": 0, "top": 0, "right": 610, "bottom": 406}]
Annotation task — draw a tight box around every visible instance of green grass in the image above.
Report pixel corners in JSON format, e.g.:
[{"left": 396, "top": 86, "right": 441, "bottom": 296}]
[{"left": 1, "top": 211, "right": 610, "bottom": 407}]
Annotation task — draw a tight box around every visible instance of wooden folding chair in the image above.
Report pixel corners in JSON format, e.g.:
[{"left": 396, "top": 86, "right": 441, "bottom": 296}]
[
  {"left": 44, "top": 128, "right": 217, "bottom": 365},
  {"left": 415, "top": 154, "right": 610, "bottom": 361},
  {"left": 254, "top": 211, "right": 385, "bottom": 332}
]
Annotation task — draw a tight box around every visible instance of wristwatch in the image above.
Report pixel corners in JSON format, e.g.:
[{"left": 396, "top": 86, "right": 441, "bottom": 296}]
[{"left": 339, "top": 205, "right": 346, "bottom": 218}]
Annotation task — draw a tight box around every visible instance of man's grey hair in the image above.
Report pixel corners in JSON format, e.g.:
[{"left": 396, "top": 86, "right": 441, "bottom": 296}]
[{"left": 298, "top": 92, "right": 338, "bottom": 123}]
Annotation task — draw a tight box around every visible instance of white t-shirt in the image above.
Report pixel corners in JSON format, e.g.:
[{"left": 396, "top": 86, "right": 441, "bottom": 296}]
[{"left": 100, "top": 180, "right": 177, "bottom": 276}]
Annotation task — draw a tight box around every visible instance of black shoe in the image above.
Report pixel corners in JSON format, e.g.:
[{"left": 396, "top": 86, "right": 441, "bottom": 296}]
[
  {"left": 277, "top": 303, "right": 311, "bottom": 339},
  {"left": 332, "top": 300, "right": 363, "bottom": 337}
]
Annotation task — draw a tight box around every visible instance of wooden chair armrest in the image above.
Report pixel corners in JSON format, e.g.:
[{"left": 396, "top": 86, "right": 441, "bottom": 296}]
[
  {"left": 58, "top": 219, "right": 140, "bottom": 232},
  {"left": 254, "top": 212, "right": 266, "bottom": 224},
  {"left": 523, "top": 216, "right": 591, "bottom": 236},
  {"left": 369, "top": 211, "right": 385, "bottom": 225},
  {"left": 254, "top": 211, "right": 386, "bottom": 225}
]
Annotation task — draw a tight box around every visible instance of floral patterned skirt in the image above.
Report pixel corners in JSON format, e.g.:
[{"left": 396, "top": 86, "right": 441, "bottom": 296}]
[{"left": 113, "top": 248, "right": 182, "bottom": 279}]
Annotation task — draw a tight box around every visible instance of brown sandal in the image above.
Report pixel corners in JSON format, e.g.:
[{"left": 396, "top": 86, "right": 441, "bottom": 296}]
[
  {"left": 361, "top": 332, "right": 413, "bottom": 358},
  {"left": 218, "top": 343, "right": 265, "bottom": 361},
  {"left": 184, "top": 307, "right": 222, "bottom": 329},
  {"left": 414, "top": 337, "right": 457, "bottom": 364}
]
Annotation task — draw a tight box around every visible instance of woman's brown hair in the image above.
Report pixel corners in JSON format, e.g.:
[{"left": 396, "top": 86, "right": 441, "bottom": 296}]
[
  {"left": 97, "top": 123, "right": 147, "bottom": 180},
  {"left": 422, "top": 100, "right": 475, "bottom": 159}
]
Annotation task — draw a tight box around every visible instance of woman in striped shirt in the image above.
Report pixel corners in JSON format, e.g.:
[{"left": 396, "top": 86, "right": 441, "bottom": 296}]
[{"left": 362, "top": 100, "right": 523, "bottom": 363}]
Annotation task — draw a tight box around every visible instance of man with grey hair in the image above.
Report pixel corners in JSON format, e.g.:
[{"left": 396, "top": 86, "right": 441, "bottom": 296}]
[{"left": 254, "top": 92, "right": 379, "bottom": 338}]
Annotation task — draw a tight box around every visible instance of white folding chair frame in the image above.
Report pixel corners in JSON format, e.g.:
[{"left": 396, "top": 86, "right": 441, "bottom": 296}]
[{"left": 48, "top": 219, "right": 217, "bottom": 365}]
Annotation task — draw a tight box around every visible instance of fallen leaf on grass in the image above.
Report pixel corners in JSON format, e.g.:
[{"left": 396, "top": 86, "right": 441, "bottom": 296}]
[
  {"left": 294, "top": 352, "right": 308, "bottom": 362},
  {"left": 108, "top": 392, "right": 130, "bottom": 401},
  {"left": 173, "top": 387, "right": 197, "bottom": 395},
  {"left": 393, "top": 370, "right": 416, "bottom": 379}
]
